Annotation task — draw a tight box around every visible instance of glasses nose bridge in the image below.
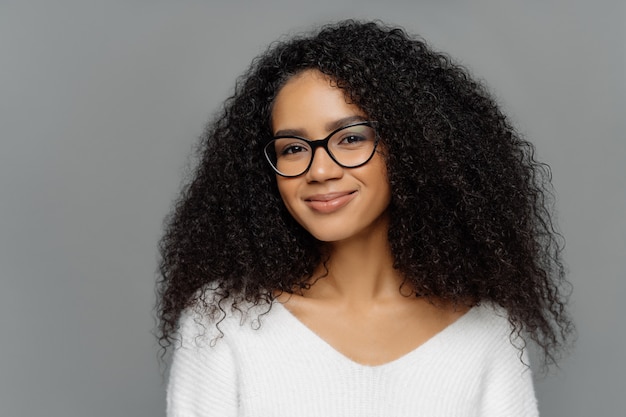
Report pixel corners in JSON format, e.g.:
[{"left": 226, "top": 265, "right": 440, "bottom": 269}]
[{"left": 308, "top": 136, "right": 335, "bottom": 164}]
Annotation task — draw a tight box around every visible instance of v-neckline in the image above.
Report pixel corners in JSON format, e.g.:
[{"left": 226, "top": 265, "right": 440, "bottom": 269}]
[{"left": 272, "top": 300, "right": 478, "bottom": 370}]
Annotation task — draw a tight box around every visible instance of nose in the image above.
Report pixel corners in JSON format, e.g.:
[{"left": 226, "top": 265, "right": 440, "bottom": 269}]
[{"left": 305, "top": 146, "right": 343, "bottom": 182}]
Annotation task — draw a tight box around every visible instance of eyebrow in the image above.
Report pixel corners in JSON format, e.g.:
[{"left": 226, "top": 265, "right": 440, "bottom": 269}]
[{"left": 273, "top": 115, "right": 367, "bottom": 138}]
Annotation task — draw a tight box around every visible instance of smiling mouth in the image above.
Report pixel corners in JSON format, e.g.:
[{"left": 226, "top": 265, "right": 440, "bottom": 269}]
[{"left": 304, "top": 191, "right": 357, "bottom": 213}]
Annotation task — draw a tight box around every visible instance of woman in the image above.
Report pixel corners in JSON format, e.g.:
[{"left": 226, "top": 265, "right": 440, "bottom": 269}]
[{"left": 157, "top": 20, "right": 572, "bottom": 416}]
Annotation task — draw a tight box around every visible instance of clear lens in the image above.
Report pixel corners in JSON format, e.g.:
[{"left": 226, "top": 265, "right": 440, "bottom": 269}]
[
  {"left": 329, "top": 124, "right": 376, "bottom": 165},
  {"left": 264, "top": 123, "right": 377, "bottom": 177}
]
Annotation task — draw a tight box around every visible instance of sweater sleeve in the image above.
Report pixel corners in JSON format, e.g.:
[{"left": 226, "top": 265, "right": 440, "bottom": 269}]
[
  {"left": 166, "top": 311, "right": 239, "bottom": 417},
  {"left": 481, "top": 330, "right": 539, "bottom": 416}
]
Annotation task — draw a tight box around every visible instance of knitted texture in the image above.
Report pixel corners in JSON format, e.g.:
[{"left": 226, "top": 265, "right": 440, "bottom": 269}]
[{"left": 167, "top": 301, "right": 538, "bottom": 416}]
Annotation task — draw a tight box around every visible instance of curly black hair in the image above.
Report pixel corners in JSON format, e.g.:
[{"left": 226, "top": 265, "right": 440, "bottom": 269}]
[{"left": 157, "top": 20, "right": 573, "bottom": 366}]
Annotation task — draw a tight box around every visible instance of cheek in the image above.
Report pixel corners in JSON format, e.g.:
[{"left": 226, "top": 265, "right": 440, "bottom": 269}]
[
  {"left": 276, "top": 177, "right": 288, "bottom": 202},
  {"left": 369, "top": 154, "right": 391, "bottom": 191},
  {"left": 276, "top": 178, "right": 297, "bottom": 212}
]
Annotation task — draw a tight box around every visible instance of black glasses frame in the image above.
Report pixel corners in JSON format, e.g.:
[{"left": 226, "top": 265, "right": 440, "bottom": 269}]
[{"left": 264, "top": 121, "right": 380, "bottom": 177}]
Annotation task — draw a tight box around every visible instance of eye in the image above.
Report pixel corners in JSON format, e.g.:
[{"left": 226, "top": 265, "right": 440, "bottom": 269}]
[
  {"left": 339, "top": 134, "right": 367, "bottom": 145},
  {"left": 281, "top": 143, "right": 307, "bottom": 155},
  {"left": 333, "top": 126, "right": 375, "bottom": 149},
  {"left": 274, "top": 139, "right": 311, "bottom": 157}
]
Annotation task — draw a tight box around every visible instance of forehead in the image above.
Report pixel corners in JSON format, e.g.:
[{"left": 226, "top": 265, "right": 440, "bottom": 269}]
[{"left": 271, "top": 70, "right": 365, "bottom": 136}]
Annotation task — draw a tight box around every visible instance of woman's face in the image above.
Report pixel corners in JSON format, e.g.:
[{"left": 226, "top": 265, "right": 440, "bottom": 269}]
[{"left": 271, "top": 70, "right": 391, "bottom": 243}]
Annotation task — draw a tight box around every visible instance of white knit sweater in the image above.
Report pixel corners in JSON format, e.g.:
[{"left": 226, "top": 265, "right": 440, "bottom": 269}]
[{"left": 167, "top": 300, "right": 538, "bottom": 416}]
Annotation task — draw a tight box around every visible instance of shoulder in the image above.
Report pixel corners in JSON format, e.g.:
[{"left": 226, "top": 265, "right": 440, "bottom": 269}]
[
  {"left": 468, "top": 304, "right": 538, "bottom": 415},
  {"left": 167, "top": 291, "right": 280, "bottom": 416},
  {"left": 433, "top": 303, "right": 537, "bottom": 416},
  {"left": 168, "top": 290, "right": 257, "bottom": 417},
  {"left": 452, "top": 302, "right": 522, "bottom": 347},
  {"left": 429, "top": 302, "right": 528, "bottom": 372},
  {"left": 175, "top": 288, "right": 276, "bottom": 348}
]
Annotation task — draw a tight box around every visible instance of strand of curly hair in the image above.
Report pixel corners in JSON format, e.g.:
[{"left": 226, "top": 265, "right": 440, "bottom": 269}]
[{"left": 156, "top": 20, "right": 573, "bottom": 368}]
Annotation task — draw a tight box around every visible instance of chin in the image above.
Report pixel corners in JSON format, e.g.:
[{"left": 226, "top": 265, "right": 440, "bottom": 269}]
[
  {"left": 303, "top": 226, "right": 351, "bottom": 243},
  {"left": 306, "top": 225, "right": 372, "bottom": 244},
  {"left": 308, "top": 231, "right": 348, "bottom": 243}
]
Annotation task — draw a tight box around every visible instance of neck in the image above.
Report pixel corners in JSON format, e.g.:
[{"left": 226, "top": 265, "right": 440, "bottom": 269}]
[{"left": 304, "top": 215, "right": 406, "bottom": 303}]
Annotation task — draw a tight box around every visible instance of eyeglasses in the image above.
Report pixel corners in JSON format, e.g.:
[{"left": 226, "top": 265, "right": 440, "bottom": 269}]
[{"left": 264, "top": 121, "right": 379, "bottom": 177}]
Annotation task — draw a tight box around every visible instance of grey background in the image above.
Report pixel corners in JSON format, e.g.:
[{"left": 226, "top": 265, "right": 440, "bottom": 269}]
[{"left": 1, "top": 0, "right": 624, "bottom": 416}]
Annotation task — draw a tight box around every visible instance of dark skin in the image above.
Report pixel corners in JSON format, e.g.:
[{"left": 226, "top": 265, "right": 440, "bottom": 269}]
[{"left": 273, "top": 70, "right": 468, "bottom": 366}]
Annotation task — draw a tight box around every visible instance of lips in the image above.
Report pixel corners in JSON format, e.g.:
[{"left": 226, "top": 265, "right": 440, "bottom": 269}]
[{"left": 304, "top": 191, "right": 357, "bottom": 213}]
